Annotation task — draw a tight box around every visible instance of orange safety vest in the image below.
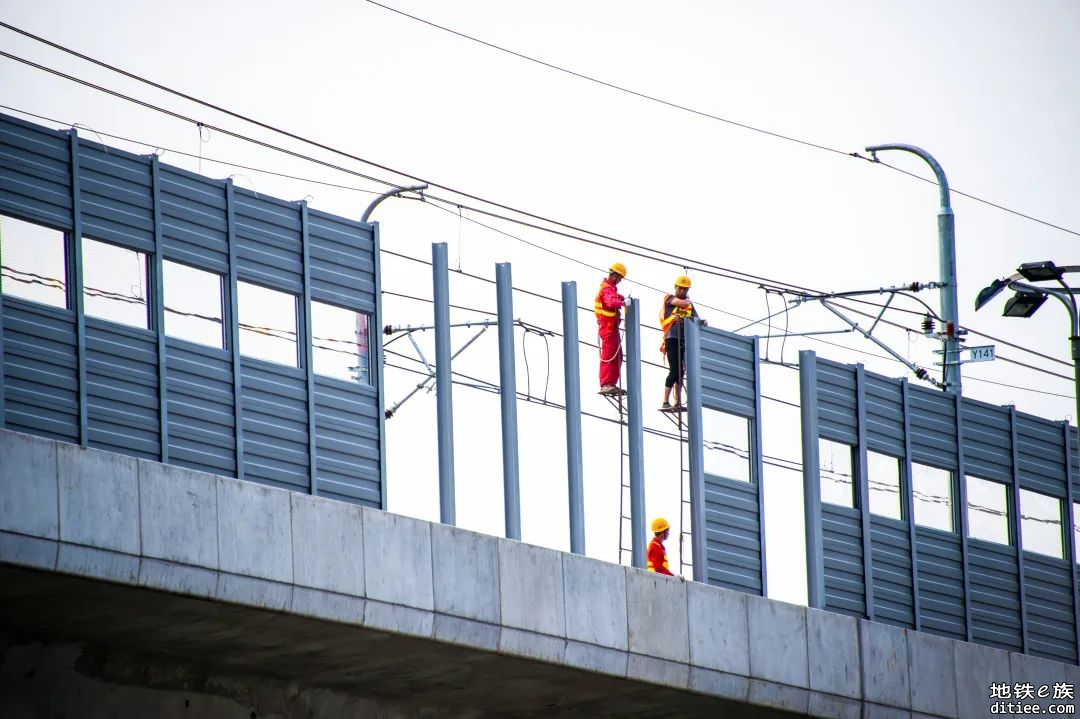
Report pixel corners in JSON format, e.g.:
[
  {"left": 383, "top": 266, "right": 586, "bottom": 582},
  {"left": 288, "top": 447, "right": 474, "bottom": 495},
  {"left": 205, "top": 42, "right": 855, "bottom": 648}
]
[
  {"left": 594, "top": 280, "right": 620, "bottom": 319},
  {"left": 659, "top": 295, "right": 693, "bottom": 354},
  {"left": 647, "top": 536, "right": 672, "bottom": 575}
]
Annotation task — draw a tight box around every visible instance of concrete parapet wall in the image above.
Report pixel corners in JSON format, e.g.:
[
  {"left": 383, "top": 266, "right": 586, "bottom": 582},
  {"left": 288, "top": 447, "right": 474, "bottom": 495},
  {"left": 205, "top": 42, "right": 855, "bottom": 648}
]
[{"left": 3, "top": 428, "right": 1079, "bottom": 718}]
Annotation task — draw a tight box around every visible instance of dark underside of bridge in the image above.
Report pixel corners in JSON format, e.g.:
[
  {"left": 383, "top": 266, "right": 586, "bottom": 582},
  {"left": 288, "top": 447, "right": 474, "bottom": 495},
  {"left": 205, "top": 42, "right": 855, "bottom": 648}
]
[{"left": 0, "top": 566, "right": 795, "bottom": 718}]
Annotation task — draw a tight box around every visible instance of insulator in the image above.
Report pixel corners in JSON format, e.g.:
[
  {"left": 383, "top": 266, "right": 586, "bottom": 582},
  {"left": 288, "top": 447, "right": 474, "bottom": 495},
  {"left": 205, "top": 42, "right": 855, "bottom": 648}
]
[
  {"left": 384, "top": 324, "right": 394, "bottom": 335},
  {"left": 921, "top": 314, "right": 935, "bottom": 336},
  {"left": 914, "top": 367, "right": 929, "bottom": 381}
]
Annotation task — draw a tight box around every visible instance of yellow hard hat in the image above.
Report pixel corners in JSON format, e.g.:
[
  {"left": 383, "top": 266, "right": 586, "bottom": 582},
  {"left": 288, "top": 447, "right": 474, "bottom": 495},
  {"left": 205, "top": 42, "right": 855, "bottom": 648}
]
[
  {"left": 675, "top": 275, "right": 692, "bottom": 289},
  {"left": 609, "top": 262, "right": 627, "bottom": 278},
  {"left": 651, "top": 517, "right": 670, "bottom": 533}
]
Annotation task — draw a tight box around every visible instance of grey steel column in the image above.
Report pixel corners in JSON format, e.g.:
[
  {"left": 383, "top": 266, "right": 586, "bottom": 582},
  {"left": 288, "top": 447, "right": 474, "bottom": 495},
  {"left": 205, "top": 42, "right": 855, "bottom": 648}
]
[
  {"left": 300, "top": 201, "right": 317, "bottom": 496},
  {"left": 1070, "top": 333, "right": 1080, "bottom": 663},
  {"left": 752, "top": 336, "right": 769, "bottom": 596},
  {"left": 1062, "top": 421, "right": 1080, "bottom": 664},
  {"left": 432, "top": 243, "right": 456, "bottom": 525},
  {"left": 800, "top": 350, "right": 825, "bottom": 608},
  {"left": 69, "top": 130, "right": 88, "bottom": 447},
  {"left": 372, "top": 223, "right": 388, "bottom": 509},
  {"left": 150, "top": 155, "right": 168, "bottom": 462},
  {"left": 496, "top": 263, "right": 521, "bottom": 540},
  {"left": 855, "top": 365, "right": 875, "bottom": 620},
  {"left": 900, "top": 380, "right": 922, "bottom": 631},
  {"left": 0, "top": 243, "right": 4, "bottom": 428},
  {"left": 562, "top": 281, "right": 585, "bottom": 555},
  {"left": 953, "top": 390, "right": 973, "bottom": 641},
  {"left": 625, "top": 298, "right": 646, "bottom": 569},
  {"left": 225, "top": 179, "right": 244, "bottom": 481},
  {"left": 1008, "top": 406, "right": 1030, "bottom": 654},
  {"left": 685, "top": 318, "right": 707, "bottom": 582},
  {"left": 939, "top": 203, "right": 959, "bottom": 393}
]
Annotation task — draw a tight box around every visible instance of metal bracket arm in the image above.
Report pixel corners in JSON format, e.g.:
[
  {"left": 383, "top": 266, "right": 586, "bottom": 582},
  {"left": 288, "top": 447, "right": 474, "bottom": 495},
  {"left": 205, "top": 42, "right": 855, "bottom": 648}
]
[
  {"left": 385, "top": 326, "right": 489, "bottom": 418},
  {"left": 821, "top": 301, "right": 945, "bottom": 389}
]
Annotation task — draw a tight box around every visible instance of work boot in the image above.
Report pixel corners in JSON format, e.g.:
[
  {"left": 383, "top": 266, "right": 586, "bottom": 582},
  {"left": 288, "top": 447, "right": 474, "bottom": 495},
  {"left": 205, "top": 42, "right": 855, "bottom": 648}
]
[{"left": 599, "top": 385, "right": 617, "bottom": 395}]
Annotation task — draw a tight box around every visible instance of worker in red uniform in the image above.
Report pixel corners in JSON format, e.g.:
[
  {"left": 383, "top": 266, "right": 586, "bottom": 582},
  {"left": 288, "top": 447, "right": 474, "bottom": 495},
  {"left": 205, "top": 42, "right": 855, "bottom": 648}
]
[
  {"left": 647, "top": 517, "right": 674, "bottom": 576},
  {"left": 595, "top": 262, "right": 627, "bottom": 395}
]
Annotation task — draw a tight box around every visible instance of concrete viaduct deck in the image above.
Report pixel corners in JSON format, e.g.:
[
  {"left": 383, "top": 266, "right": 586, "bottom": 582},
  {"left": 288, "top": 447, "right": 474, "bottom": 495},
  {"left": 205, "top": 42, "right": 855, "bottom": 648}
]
[{"left": 1, "top": 428, "right": 1077, "bottom": 717}]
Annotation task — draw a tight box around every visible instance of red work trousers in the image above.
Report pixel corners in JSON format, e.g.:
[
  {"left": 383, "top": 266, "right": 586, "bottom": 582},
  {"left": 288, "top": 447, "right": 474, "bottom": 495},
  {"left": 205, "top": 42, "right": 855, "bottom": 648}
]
[{"left": 598, "top": 318, "right": 622, "bottom": 387}]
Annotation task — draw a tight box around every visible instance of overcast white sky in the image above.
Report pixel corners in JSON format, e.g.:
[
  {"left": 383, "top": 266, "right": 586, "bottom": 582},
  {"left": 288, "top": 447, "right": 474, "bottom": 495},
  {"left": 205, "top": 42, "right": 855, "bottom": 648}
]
[{"left": 2, "top": 0, "right": 1078, "bottom": 604}]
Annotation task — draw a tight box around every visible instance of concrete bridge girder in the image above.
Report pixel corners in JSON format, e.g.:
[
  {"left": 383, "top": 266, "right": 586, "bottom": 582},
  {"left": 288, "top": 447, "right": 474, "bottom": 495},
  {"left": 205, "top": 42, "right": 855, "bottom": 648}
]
[{"left": 2, "top": 428, "right": 1078, "bottom": 718}]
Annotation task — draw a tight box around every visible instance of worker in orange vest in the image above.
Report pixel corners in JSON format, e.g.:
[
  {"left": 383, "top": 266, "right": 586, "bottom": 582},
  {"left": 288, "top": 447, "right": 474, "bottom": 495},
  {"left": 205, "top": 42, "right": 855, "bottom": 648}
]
[
  {"left": 647, "top": 517, "right": 674, "bottom": 575},
  {"left": 595, "top": 262, "right": 627, "bottom": 395},
  {"left": 659, "top": 275, "right": 705, "bottom": 411}
]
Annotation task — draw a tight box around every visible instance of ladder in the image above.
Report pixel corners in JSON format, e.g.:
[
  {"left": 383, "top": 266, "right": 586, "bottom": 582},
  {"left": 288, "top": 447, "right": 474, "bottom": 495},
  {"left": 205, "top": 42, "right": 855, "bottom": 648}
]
[
  {"left": 660, "top": 406, "right": 693, "bottom": 579},
  {"left": 601, "top": 385, "right": 632, "bottom": 566}
]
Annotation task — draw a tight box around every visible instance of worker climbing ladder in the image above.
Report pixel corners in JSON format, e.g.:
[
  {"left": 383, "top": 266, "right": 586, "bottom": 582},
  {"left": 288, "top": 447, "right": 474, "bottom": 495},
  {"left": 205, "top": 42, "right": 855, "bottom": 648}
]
[{"left": 659, "top": 406, "right": 693, "bottom": 579}]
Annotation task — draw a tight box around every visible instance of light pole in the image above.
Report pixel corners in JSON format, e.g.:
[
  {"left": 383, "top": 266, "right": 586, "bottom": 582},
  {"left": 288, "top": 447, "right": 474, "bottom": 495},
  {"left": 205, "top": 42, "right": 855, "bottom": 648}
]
[
  {"left": 866, "top": 144, "right": 961, "bottom": 393},
  {"left": 975, "top": 261, "right": 1080, "bottom": 426}
]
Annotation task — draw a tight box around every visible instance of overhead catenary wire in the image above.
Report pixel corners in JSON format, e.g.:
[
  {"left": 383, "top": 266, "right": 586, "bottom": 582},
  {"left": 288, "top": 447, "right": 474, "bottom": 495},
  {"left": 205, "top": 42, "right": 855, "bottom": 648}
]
[
  {"left": 826, "top": 295, "right": 1075, "bottom": 384},
  {"left": 379, "top": 248, "right": 922, "bottom": 405},
  {"left": 5, "top": 17, "right": 1076, "bottom": 253},
  {"left": 355, "top": 3, "right": 1080, "bottom": 241},
  {"left": 12, "top": 208, "right": 1062, "bottom": 407},
  {"left": 354, "top": 1, "right": 864, "bottom": 160},
  {"left": 0, "top": 63, "right": 1070, "bottom": 389},
  {"left": 0, "top": 34, "right": 1074, "bottom": 354},
  {"left": 5, "top": 239, "right": 1066, "bottom": 480},
  {"left": 407, "top": 205, "right": 1075, "bottom": 385},
  {"left": 409, "top": 200, "right": 924, "bottom": 367},
  {"left": 0, "top": 105, "right": 999, "bottom": 372},
  {"left": 2, "top": 108, "right": 1070, "bottom": 398},
  {"left": 2, "top": 29, "right": 1071, "bottom": 552},
  {"left": 964, "top": 376, "right": 1076, "bottom": 401},
  {"left": 15, "top": 251, "right": 1060, "bottom": 411},
  {"left": 384, "top": 349, "right": 812, "bottom": 474},
  {"left": 382, "top": 255, "right": 1072, "bottom": 419},
  {"left": 0, "top": 82, "right": 1069, "bottom": 382},
  {"left": 380, "top": 270, "right": 814, "bottom": 408}
]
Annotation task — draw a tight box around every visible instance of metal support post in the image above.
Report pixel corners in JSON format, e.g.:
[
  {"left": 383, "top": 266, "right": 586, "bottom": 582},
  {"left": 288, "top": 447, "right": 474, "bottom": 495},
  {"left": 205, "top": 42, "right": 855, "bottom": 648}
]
[
  {"left": 1072, "top": 336, "right": 1080, "bottom": 431},
  {"left": 372, "top": 223, "right": 388, "bottom": 508},
  {"left": 225, "top": 179, "right": 244, "bottom": 480},
  {"left": 685, "top": 318, "right": 707, "bottom": 582},
  {"left": 432, "top": 243, "right": 456, "bottom": 525},
  {"left": 1008, "top": 407, "right": 1029, "bottom": 654},
  {"left": 562, "top": 281, "right": 585, "bottom": 555},
  {"left": 1063, "top": 420, "right": 1080, "bottom": 664},
  {"left": 69, "top": 130, "right": 88, "bottom": 447},
  {"left": 496, "top": 263, "right": 521, "bottom": 540},
  {"left": 800, "top": 350, "right": 824, "bottom": 608},
  {"left": 625, "top": 298, "right": 647, "bottom": 569},
  {"left": 855, "top": 366, "right": 875, "bottom": 620}
]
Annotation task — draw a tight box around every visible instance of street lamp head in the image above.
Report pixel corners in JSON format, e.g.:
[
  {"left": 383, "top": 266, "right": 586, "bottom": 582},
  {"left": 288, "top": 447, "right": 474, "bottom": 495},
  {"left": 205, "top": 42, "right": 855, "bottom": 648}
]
[
  {"left": 975, "top": 278, "right": 1009, "bottom": 312},
  {"left": 1017, "top": 261, "right": 1064, "bottom": 283},
  {"left": 1002, "top": 290, "right": 1048, "bottom": 318}
]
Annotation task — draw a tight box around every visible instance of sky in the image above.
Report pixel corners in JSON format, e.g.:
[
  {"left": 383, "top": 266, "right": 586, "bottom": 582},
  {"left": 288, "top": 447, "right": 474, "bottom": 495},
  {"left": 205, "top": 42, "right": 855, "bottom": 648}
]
[{"left": 2, "top": 0, "right": 1078, "bottom": 605}]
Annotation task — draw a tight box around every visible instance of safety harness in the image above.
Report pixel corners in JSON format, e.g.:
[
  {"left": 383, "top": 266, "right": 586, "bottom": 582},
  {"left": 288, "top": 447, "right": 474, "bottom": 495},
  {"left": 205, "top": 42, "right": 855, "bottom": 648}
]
[{"left": 659, "top": 294, "right": 693, "bottom": 355}]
